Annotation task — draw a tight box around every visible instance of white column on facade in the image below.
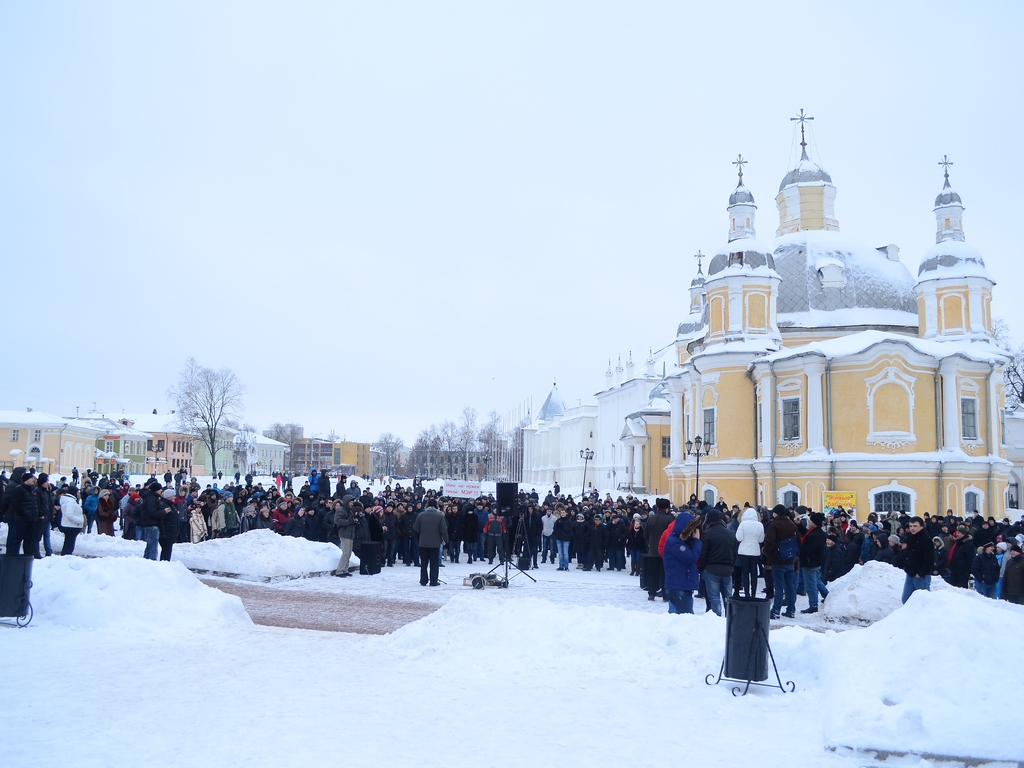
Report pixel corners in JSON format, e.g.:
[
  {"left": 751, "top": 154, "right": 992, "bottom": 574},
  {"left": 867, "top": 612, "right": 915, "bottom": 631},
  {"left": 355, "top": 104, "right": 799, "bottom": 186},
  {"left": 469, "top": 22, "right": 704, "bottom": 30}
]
[
  {"left": 668, "top": 387, "right": 684, "bottom": 463},
  {"left": 940, "top": 359, "right": 960, "bottom": 449},
  {"left": 805, "top": 358, "right": 826, "bottom": 451},
  {"left": 988, "top": 364, "right": 999, "bottom": 449},
  {"left": 727, "top": 286, "right": 743, "bottom": 335},
  {"left": 759, "top": 380, "right": 772, "bottom": 457},
  {"left": 968, "top": 285, "right": 985, "bottom": 334}
]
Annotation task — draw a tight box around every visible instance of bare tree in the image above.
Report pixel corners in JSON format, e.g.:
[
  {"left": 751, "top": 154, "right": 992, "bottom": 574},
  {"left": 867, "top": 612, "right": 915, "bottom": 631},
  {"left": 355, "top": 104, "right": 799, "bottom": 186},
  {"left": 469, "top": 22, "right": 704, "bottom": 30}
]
[
  {"left": 168, "top": 358, "right": 245, "bottom": 478},
  {"left": 372, "top": 432, "right": 405, "bottom": 476},
  {"left": 477, "top": 410, "right": 503, "bottom": 478},
  {"left": 232, "top": 424, "right": 258, "bottom": 474},
  {"left": 264, "top": 423, "right": 304, "bottom": 473},
  {"left": 458, "top": 407, "right": 478, "bottom": 479},
  {"left": 1006, "top": 344, "right": 1024, "bottom": 410},
  {"left": 409, "top": 425, "right": 441, "bottom": 478},
  {"left": 438, "top": 420, "right": 459, "bottom": 478}
]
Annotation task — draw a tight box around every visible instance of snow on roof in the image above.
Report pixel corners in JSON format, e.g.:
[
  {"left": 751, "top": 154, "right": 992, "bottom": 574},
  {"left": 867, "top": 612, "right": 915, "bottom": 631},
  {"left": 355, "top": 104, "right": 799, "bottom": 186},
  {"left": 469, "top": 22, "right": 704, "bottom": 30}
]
[
  {"left": 774, "top": 230, "right": 918, "bottom": 319},
  {"left": 67, "top": 416, "right": 152, "bottom": 438},
  {"left": 255, "top": 434, "right": 287, "bottom": 447},
  {"left": 537, "top": 383, "right": 568, "bottom": 421},
  {"left": 752, "top": 329, "right": 1007, "bottom": 367},
  {"left": 918, "top": 239, "right": 992, "bottom": 281},
  {"left": 778, "top": 307, "right": 919, "bottom": 330},
  {"left": 0, "top": 410, "right": 106, "bottom": 432},
  {"left": 119, "top": 412, "right": 184, "bottom": 433}
]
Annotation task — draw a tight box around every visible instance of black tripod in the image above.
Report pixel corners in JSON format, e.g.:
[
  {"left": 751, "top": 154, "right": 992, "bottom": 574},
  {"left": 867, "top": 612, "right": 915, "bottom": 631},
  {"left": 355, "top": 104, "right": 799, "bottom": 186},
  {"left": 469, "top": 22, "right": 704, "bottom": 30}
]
[{"left": 487, "top": 508, "right": 536, "bottom": 586}]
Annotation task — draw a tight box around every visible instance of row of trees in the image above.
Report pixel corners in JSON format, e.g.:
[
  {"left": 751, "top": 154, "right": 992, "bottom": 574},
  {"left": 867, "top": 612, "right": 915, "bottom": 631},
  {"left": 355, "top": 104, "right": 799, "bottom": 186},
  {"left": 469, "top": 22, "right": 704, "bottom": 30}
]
[{"left": 399, "top": 407, "right": 527, "bottom": 481}]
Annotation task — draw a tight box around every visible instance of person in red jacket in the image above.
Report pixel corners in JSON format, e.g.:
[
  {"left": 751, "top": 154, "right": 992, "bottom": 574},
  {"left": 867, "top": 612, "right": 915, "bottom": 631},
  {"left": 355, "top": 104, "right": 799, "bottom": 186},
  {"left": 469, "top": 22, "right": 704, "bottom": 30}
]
[{"left": 272, "top": 500, "right": 292, "bottom": 534}]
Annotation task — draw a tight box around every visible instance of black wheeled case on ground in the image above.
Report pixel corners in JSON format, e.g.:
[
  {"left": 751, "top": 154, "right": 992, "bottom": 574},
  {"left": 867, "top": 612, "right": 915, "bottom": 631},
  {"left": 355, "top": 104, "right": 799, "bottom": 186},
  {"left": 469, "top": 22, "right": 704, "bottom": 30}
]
[{"left": 360, "top": 542, "right": 382, "bottom": 575}]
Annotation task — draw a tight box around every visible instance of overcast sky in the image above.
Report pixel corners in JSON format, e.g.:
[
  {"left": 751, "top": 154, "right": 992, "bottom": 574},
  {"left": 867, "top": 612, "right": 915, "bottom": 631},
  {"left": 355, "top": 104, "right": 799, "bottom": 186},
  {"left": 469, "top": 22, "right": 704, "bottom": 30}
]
[{"left": 2, "top": 1, "right": 1022, "bottom": 446}]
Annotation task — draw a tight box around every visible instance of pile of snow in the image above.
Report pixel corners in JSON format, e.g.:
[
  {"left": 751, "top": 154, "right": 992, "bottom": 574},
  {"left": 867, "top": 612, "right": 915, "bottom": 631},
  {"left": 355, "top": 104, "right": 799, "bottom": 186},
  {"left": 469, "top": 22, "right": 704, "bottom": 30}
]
[
  {"left": 822, "top": 561, "right": 958, "bottom": 625},
  {"left": 822, "top": 588, "right": 1024, "bottom": 762},
  {"left": 385, "top": 595, "right": 728, "bottom": 689},
  {"left": 67, "top": 529, "right": 347, "bottom": 581},
  {"left": 172, "top": 529, "right": 345, "bottom": 580},
  {"left": 70, "top": 533, "right": 145, "bottom": 559},
  {"left": 29, "top": 556, "right": 252, "bottom": 631}
]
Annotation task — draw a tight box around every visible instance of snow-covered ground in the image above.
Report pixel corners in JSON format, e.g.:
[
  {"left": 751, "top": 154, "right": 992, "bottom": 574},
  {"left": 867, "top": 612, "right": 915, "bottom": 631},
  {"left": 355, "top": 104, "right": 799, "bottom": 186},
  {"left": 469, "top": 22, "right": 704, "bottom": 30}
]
[{"left": 2, "top": 551, "right": 1023, "bottom": 767}]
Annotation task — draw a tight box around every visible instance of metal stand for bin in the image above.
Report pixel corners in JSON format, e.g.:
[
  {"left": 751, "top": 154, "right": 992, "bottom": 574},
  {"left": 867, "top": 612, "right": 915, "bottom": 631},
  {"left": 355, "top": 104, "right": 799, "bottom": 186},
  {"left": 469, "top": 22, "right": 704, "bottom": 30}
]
[{"left": 705, "top": 596, "right": 793, "bottom": 696}]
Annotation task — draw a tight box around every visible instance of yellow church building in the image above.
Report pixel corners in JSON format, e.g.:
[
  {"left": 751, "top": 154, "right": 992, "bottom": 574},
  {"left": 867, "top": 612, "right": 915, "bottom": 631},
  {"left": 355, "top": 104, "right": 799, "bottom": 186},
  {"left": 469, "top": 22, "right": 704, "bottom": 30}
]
[{"left": 526, "top": 122, "right": 1011, "bottom": 520}]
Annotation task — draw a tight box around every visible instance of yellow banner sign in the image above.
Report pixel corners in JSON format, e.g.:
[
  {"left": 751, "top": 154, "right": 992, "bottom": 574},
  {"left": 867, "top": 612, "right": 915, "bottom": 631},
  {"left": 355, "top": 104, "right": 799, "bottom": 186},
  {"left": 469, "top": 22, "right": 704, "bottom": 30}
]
[{"left": 823, "top": 491, "right": 856, "bottom": 511}]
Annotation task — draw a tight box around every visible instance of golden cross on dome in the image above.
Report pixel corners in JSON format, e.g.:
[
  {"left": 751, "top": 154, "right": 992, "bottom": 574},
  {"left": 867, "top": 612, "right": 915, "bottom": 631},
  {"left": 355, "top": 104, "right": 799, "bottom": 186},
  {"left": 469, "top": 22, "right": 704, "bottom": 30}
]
[
  {"left": 732, "top": 154, "right": 747, "bottom": 185},
  {"left": 791, "top": 109, "right": 814, "bottom": 156}
]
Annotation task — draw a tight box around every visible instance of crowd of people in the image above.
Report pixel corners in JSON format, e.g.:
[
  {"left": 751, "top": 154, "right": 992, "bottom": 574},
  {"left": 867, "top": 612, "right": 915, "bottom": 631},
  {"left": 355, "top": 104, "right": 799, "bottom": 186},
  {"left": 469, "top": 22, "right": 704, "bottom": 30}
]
[{"left": 3, "top": 465, "right": 1024, "bottom": 614}]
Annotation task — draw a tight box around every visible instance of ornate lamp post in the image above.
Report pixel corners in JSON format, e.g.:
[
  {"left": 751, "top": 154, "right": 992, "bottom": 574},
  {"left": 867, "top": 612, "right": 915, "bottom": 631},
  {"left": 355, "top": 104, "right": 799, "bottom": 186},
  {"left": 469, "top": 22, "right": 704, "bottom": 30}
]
[
  {"left": 580, "top": 448, "right": 594, "bottom": 497},
  {"left": 481, "top": 454, "right": 491, "bottom": 480},
  {"left": 684, "top": 435, "right": 713, "bottom": 504}
]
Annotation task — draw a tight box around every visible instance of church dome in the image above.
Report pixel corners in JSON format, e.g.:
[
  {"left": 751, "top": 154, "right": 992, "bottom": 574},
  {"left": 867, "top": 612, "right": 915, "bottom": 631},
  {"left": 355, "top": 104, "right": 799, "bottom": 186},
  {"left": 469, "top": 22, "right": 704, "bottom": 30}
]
[
  {"left": 690, "top": 271, "right": 706, "bottom": 288},
  {"left": 773, "top": 231, "right": 918, "bottom": 328},
  {"left": 918, "top": 240, "right": 990, "bottom": 280},
  {"left": 778, "top": 157, "right": 832, "bottom": 192},
  {"left": 707, "top": 239, "right": 776, "bottom": 277},
  {"left": 729, "top": 184, "right": 755, "bottom": 206},
  {"left": 934, "top": 186, "right": 962, "bottom": 208}
]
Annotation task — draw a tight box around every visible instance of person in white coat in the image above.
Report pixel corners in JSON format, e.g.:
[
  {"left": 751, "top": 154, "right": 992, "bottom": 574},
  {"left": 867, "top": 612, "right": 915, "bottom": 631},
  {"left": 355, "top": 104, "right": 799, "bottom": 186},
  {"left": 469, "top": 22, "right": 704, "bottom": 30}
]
[
  {"left": 58, "top": 488, "right": 85, "bottom": 556},
  {"left": 734, "top": 506, "right": 765, "bottom": 598}
]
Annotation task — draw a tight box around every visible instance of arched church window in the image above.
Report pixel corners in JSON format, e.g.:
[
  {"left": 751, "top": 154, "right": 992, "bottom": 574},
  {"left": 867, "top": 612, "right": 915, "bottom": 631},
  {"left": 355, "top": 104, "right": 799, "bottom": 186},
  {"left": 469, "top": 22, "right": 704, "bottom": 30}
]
[
  {"left": 965, "top": 491, "right": 979, "bottom": 514},
  {"left": 728, "top": 252, "right": 743, "bottom": 267},
  {"left": 783, "top": 490, "right": 798, "bottom": 509},
  {"left": 874, "top": 491, "right": 910, "bottom": 514}
]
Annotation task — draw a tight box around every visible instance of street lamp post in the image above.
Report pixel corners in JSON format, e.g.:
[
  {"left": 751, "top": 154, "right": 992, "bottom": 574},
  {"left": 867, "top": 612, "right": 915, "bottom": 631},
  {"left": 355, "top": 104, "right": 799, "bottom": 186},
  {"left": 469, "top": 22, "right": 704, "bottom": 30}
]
[
  {"left": 684, "top": 435, "right": 713, "bottom": 504},
  {"left": 580, "top": 448, "right": 594, "bottom": 498},
  {"left": 481, "top": 454, "right": 491, "bottom": 480}
]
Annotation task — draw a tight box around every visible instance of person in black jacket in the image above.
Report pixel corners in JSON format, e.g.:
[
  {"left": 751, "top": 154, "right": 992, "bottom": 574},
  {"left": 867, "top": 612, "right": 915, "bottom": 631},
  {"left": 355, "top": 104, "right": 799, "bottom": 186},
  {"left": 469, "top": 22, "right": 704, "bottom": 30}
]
[
  {"left": 971, "top": 541, "right": 1000, "bottom": 598},
  {"left": 572, "top": 512, "right": 590, "bottom": 569},
  {"left": 946, "top": 528, "right": 974, "bottom": 588},
  {"left": 697, "top": 509, "right": 738, "bottom": 615},
  {"left": 899, "top": 516, "right": 934, "bottom": 603},
  {"left": 798, "top": 512, "right": 829, "bottom": 614},
  {"left": 822, "top": 535, "right": 847, "bottom": 583},
  {"left": 283, "top": 507, "right": 308, "bottom": 538},
  {"left": 158, "top": 489, "right": 179, "bottom": 561},
  {"left": 461, "top": 507, "right": 479, "bottom": 564},
  {"left": 3, "top": 469, "right": 39, "bottom": 556},
  {"left": 584, "top": 514, "right": 607, "bottom": 571},
  {"left": 138, "top": 482, "right": 165, "bottom": 561},
  {"left": 552, "top": 505, "right": 574, "bottom": 570}
]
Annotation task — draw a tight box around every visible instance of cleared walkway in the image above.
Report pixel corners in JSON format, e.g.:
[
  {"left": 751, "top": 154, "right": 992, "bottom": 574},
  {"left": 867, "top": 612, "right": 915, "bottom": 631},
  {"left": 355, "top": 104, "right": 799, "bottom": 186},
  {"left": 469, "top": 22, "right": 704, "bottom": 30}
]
[{"left": 201, "top": 578, "right": 438, "bottom": 634}]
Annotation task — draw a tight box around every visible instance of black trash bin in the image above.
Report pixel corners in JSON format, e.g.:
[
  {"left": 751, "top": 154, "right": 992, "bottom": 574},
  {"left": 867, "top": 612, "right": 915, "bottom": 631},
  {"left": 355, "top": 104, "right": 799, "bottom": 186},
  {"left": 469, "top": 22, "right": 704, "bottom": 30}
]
[
  {"left": 0, "top": 555, "right": 34, "bottom": 626},
  {"left": 360, "top": 542, "right": 382, "bottom": 575},
  {"left": 724, "top": 596, "right": 770, "bottom": 682}
]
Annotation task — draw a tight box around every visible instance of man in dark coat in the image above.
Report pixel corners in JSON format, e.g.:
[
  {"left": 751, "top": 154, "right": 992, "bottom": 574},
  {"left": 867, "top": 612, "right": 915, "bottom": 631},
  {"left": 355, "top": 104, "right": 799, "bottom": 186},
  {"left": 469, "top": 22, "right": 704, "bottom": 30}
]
[
  {"left": 1001, "top": 543, "right": 1024, "bottom": 604},
  {"left": 413, "top": 499, "right": 448, "bottom": 587},
  {"left": 971, "top": 541, "right": 1000, "bottom": 598},
  {"left": 763, "top": 504, "right": 799, "bottom": 619},
  {"left": 643, "top": 498, "right": 675, "bottom": 601},
  {"left": 2, "top": 469, "right": 39, "bottom": 556},
  {"left": 584, "top": 514, "right": 607, "bottom": 571},
  {"left": 900, "top": 516, "right": 934, "bottom": 603},
  {"left": 798, "top": 512, "right": 829, "bottom": 614},
  {"left": 946, "top": 527, "right": 974, "bottom": 588},
  {"left": 697, "top": 508, "right": 738, "bottom": 616}
]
